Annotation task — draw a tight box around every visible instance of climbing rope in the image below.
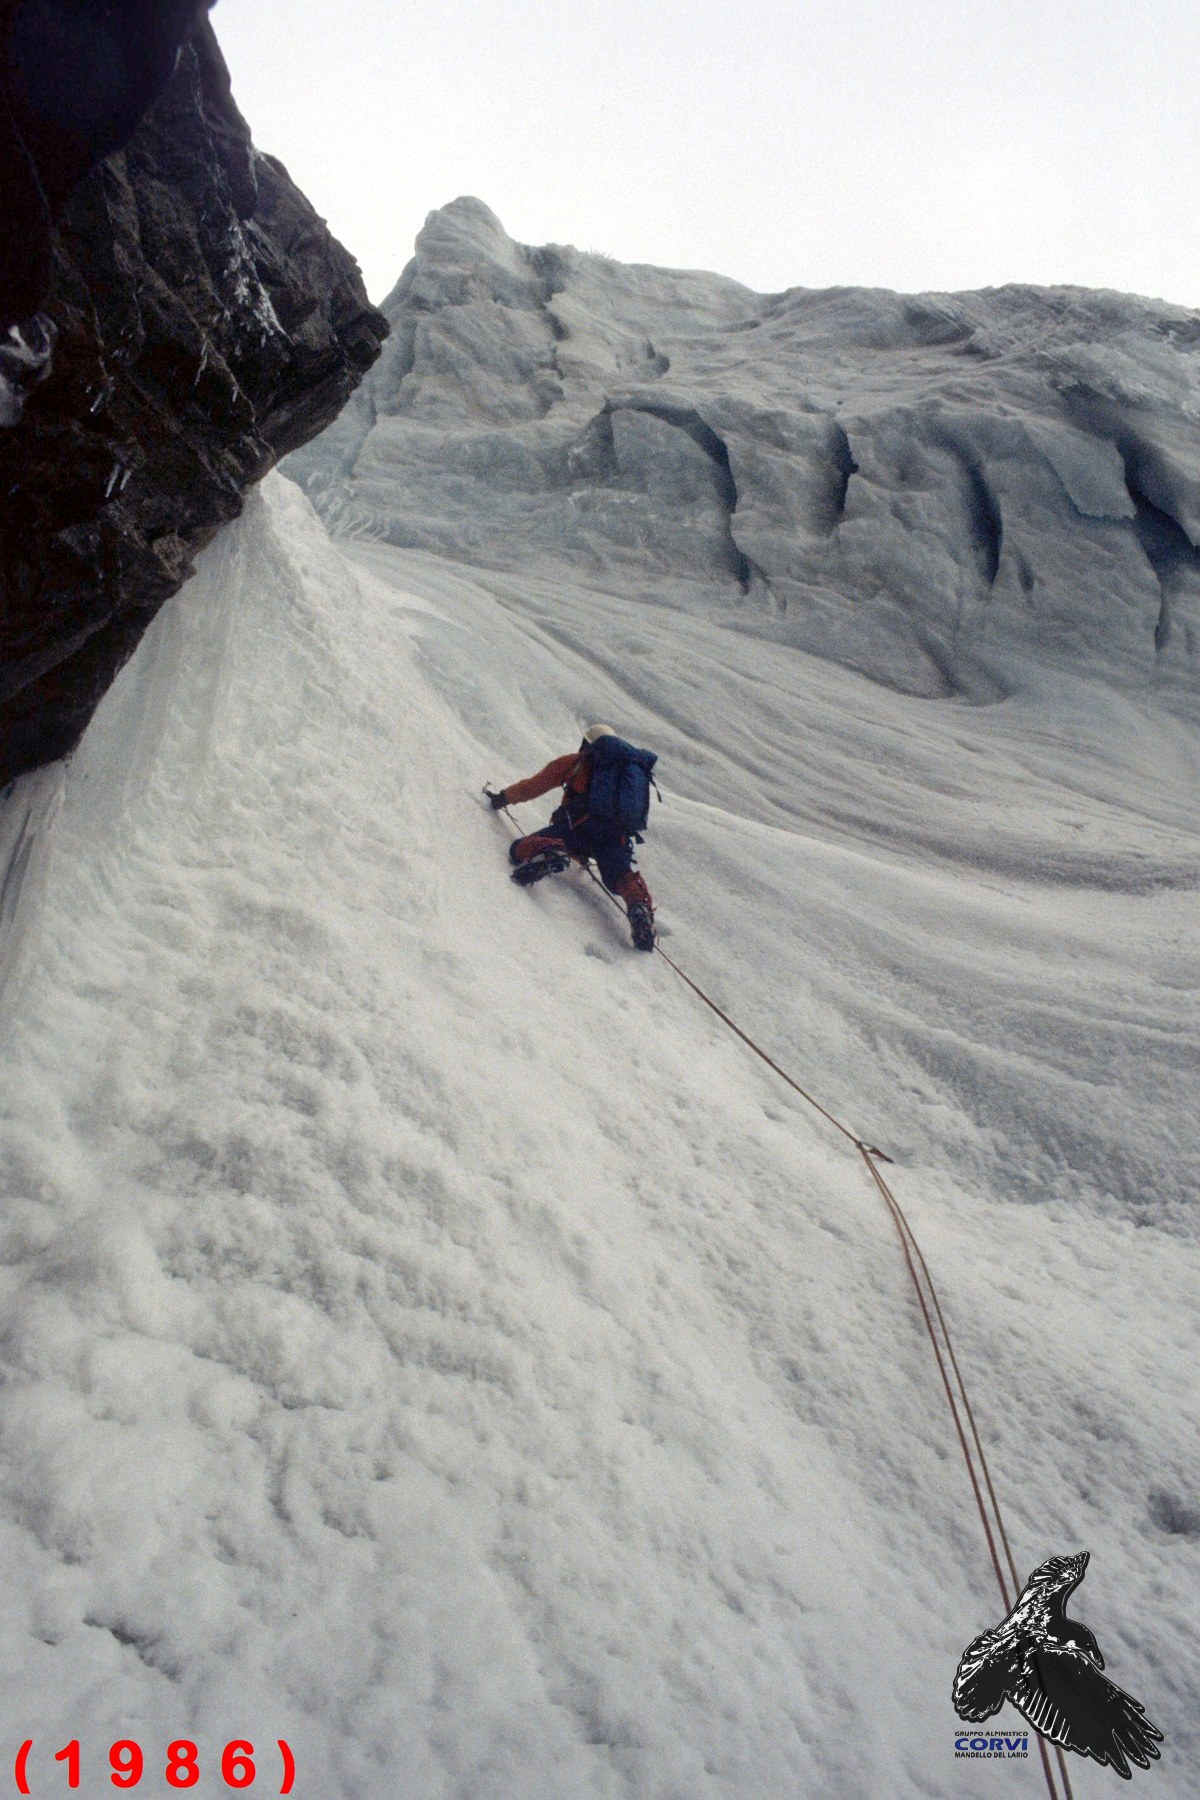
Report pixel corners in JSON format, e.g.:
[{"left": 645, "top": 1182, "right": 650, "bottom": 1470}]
[{"left": 496, "top": 796, "right": 1075, "bottom": 1800}]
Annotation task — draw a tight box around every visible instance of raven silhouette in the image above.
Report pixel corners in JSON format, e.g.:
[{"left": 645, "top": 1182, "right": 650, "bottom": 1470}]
[{"left": 953, "top": 1553, "right": 1163, "bottom": 1780}]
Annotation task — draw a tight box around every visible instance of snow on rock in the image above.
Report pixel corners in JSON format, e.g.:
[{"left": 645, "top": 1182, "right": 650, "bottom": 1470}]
[
  {"left": 288, "top": 198, "right": 1200, "bottom": 705},
  {"left": 0, "top": 467, "right": 1197, "bottom": 1796}
]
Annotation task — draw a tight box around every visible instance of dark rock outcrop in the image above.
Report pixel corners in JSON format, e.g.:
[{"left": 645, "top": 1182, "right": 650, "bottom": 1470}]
[
  {"left": 1, "top": 0, "right": 211, "bottom": 324},
  {"left": 0, "top": 15, "right": 388, "bottom": 786}
]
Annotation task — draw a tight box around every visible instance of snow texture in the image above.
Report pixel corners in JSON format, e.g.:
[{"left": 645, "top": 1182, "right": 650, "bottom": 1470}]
[{"left": 2, "top": 215, "right": 1199, "bottom": 1797}]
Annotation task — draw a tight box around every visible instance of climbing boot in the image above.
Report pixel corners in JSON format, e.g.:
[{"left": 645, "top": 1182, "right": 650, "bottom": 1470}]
[{"left": 511, "top": 847, "right": 571, "bottom": 887}]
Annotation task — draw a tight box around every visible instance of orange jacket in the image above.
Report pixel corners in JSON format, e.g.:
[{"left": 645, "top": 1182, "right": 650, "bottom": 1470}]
[{"left": 504, "top": 751, "right": 591, "bottom": 808}]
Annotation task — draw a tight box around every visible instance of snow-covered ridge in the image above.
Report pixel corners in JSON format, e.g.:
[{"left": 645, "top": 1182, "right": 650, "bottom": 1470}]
[{"left": 287, "top": 198, "right": 1200, "bottom": 706}]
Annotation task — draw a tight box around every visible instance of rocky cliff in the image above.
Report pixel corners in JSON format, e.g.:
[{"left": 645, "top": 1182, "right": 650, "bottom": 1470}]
[{"left": 0, "top": 15, "right": 387, "bottom": 786}]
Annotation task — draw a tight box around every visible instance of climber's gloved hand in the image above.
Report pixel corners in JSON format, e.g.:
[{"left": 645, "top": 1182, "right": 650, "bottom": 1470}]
[{"left": 486, "top": 786, "right": 508, "bottom": 809}]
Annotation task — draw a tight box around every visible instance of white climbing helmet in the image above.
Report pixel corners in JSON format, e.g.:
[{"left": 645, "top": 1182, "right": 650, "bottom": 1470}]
[{"left": 583, "top": 722, "right": 616, "bottom": 744}]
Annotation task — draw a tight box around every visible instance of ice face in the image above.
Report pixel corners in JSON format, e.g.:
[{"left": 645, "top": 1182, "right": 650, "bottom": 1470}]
[{"left": 289, "top": 199, "right": 1200, "bottom": 706}]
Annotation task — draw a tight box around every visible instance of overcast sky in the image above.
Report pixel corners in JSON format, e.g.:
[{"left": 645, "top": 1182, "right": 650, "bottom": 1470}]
[{"left": 214, "top": 0, "right": 1199, "bottom": 309}]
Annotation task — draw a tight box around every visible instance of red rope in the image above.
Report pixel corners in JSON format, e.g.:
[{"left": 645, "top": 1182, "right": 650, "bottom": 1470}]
[{"left": 495, "top": 795, "right": 1071, "bottom": 1799}]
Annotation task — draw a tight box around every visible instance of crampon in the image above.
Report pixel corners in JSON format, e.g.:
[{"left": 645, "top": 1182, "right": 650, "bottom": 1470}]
[
  {"left": 627, "top": 900, "right": 656, "bottom": 951},
  {"left": 510, "top": 847, "right": 572, "bottom": 887}
]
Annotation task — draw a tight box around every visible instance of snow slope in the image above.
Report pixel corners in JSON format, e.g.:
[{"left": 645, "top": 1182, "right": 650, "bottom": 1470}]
[{"left": 1, "top": 470, "right": 1197, "bottom": 1797}]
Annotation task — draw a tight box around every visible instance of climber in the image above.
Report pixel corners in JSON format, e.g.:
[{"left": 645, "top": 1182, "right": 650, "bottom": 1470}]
[{"left": 487, "top": 724, "right": 658, "bottom": 951}]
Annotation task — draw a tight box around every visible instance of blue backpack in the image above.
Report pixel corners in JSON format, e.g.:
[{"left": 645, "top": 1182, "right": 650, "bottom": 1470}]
[{"left": 587, "top": 735, "right": 659, "bottom": 836}]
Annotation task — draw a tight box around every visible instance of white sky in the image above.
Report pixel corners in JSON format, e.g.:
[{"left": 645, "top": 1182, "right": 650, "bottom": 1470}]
[{"left": 214, "top": 0, "right": 1200, "bottom": 309}]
